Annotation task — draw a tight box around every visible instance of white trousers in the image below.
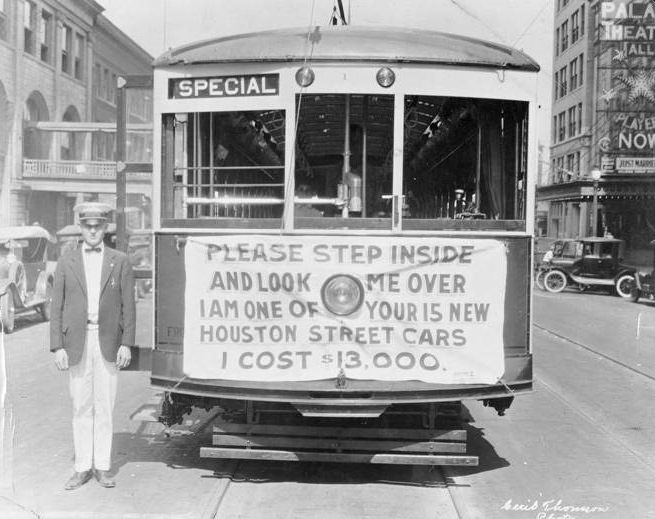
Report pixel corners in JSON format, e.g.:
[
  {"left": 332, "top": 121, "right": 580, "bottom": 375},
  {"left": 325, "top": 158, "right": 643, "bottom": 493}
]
[{"left": 69, "top": 326, "right": 117, "bottom": 472}]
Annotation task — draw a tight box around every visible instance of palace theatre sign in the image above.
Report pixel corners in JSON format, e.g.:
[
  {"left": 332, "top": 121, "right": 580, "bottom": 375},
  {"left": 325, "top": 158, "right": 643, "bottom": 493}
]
[{"left": 601, "top": 1, "right": 655, "bottom": 174}]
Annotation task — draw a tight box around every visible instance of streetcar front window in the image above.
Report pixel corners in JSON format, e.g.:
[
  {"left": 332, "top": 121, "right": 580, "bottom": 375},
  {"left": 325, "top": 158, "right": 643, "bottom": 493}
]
[
  {"left": 166, "top": 109, "right": 285, "bottom": 222},
  {"left": 403, "top": 96, "right": 528, "bottom": 230},
  {"left": 293, "top": 94, "right": 394, "bottom": 227},
  {"left": 161, "top": 96, "right": 528, "bottom": 231}
]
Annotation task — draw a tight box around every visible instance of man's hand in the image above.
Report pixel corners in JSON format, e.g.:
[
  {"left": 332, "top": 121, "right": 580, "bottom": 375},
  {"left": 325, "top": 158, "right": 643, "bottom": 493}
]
[
  {"left": 54, "top": 349, "right": 69, "bottom": 371},
  {"left": 116, "top": 345, "right": 132, "bottom": 369}
]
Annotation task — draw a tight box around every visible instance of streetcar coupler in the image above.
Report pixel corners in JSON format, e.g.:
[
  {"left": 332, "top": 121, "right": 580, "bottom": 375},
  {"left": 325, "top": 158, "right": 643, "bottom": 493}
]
[
  {"left": 158, "top": 392, "right": 218, "bottom": 427},
  {"left": 482, "top": 396, "right": 514, "bottom": 416}
]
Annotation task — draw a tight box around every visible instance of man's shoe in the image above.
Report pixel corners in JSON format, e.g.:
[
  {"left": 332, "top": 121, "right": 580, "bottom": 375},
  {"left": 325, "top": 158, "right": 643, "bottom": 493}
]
[
  {"left": 94, "top": 469, "right": 116, "bottom": 488},
  {"left": 64, "top": 471, "right": 92, "bottom": 490}
]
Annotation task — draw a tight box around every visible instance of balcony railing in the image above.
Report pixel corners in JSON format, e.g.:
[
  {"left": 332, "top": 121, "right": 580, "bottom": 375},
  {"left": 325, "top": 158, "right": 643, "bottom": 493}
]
[{"left": 22, "top": 159, "right": 151, "bottom": 181}]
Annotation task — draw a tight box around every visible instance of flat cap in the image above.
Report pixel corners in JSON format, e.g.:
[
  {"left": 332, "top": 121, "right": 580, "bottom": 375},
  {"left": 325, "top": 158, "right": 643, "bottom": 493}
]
[{"left": 74, "top": 202, "right": 113, "bottom": 222}]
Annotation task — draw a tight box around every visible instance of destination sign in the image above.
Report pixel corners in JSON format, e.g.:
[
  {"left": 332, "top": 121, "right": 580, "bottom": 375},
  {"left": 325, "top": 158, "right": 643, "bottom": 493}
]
[{"left": 169, "top": 74, "right": 279, "bottom": 99}]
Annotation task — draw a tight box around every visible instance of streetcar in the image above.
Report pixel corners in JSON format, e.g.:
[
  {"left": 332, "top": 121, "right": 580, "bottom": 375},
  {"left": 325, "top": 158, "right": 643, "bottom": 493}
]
[{"left": 147, "top": 25, "right": 539, "bottom": 465}]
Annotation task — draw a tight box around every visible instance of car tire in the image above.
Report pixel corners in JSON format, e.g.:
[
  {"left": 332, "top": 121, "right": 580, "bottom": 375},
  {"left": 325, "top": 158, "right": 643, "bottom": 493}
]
[
  {"left": 544, "top": 270, "right": 567, "bottom": 293},
  {"left": 1, "top": 292, "right": 15, "bottom": 334},
  {"left": 535, "top": 270, "right": 547, "bottom": 290},
  {"left": 630, "top": 286, "right": 641, "bottom": 302},
  {"left": 615, "top": 274, "right": 634, "bottom": 299}
]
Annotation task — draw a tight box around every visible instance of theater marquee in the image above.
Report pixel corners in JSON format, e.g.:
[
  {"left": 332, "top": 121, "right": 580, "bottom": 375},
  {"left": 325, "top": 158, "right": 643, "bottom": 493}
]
[{"left": 616, "top": 156, "right": 655, "bottom": 172}]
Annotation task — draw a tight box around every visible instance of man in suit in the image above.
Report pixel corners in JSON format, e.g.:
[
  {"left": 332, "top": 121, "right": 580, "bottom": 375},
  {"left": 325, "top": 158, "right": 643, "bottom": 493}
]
[{"left": 50, "top": 202, "right": 136, "bottom": 490}]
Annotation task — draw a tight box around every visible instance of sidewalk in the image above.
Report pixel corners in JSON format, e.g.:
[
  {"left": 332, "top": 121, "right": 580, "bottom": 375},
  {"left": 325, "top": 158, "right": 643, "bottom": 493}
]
[{"left": 0, "top": 296, "right": 233, "bottom": 519}]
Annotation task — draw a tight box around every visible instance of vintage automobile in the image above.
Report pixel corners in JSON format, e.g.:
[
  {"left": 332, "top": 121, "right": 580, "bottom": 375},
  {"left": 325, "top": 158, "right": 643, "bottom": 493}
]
[
  {"left": 630, "top": 239, "right": 655, "bottom": 303},
  {"left": 0, "top": 226, "right": 57, "bottom": 333},
  {"left": 542, "top": 237, "right": 636, "bottom": 298}
]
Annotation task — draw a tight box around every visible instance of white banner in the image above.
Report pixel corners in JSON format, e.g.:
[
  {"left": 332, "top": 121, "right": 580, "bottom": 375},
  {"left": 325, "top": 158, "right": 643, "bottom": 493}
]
[{"left": 183, "top": 235, "right": 507, "bottom": 384}]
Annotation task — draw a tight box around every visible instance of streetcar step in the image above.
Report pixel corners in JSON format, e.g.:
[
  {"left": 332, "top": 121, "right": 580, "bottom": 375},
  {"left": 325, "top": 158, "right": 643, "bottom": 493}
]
[
  {"left": 201, "top": 420, "right": 478, "bottom": 466},
  {"left": 201, "top": 447, "right": 478, "bottom": 466},
  {"left": 213, "top": 434, "right": 466, "bottom": 453}
]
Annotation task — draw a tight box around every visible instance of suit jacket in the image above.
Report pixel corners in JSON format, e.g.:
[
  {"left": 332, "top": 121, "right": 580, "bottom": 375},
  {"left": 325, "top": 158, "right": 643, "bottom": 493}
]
[{"left": 50, "top": 246, "right": 136, "bottom": 365}]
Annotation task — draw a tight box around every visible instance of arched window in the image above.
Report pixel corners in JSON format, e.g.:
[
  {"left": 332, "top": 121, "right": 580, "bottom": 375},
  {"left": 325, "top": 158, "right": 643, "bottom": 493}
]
[
  {"left": 23, "top": 91, "right": 50, "bottom": 159},
  {"left": 61, "top": 105, "right": 81, "bottom": 160}
]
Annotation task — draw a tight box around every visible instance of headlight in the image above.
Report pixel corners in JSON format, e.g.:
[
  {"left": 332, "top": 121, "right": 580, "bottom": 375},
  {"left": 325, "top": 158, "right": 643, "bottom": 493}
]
[
  {"left": 376, "top": 67, "right": 395, "bottom": 88},
  {"left": 295, "top": 66, "right": 315, "bottom": 87},
  {"left": 321, "top": 274, "right": 364, "bottom": 316}
]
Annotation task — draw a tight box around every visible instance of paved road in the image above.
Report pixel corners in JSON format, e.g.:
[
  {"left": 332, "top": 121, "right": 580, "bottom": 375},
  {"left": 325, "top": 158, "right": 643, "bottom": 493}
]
[
  {"left": 1, "top": 290, "right": 654, "bottom": 518},
  {"left": 0, "top": 296, "right": 231, "bottom": 518},
  {"left": 443, "top": 290, "right": 655, "bottom": 519},
  {"left": 210, "top": 291, "right": 655, "bottom": 519}
]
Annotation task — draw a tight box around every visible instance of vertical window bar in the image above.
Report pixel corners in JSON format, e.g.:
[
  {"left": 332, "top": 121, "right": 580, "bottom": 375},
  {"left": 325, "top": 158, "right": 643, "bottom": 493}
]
[{"left": 210, "top": 112, "right": 214, "bottom": 217}]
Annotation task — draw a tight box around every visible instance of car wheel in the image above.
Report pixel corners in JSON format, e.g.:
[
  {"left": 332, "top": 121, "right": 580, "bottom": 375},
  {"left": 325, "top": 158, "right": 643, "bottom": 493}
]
[
  {"left": 615, "top": 274, "right": 634, "bottom": 299},
  {"left": 535, "top": 270, "right": 547, "bottom": 290},
  {"left": 630, "top": 286, "right": 641, "bottom": 303},
  {"left": 544, "top": 270, "right": 567, "bottom": 293},
  {"left": 1, "top": 292, "right": 15, "bottom": 334}
]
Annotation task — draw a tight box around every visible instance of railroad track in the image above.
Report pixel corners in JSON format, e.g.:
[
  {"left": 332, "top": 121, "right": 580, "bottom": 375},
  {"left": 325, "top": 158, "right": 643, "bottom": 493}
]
[
  {"left": 201, "top": 459, "right": 466, "bottom": 519},
  {"left": 534, "top": 322, "right": 655, "bottom": 383},
  {"left": 532, "top": 317, "right": 655, "bottom": 479},
  {"left": 194, "top": 312, "right": 655, "bottom": 519}
]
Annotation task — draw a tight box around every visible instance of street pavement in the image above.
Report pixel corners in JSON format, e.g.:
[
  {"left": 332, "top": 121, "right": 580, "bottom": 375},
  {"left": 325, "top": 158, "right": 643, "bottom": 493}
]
[
  {"left": 1, "top": 289, "right": 654, "bottom": 518},
  {"left": 210, "top": 291, "right": 655, "bottom": 519},
  {"left": 0, "top": 296, "right": 234, "bottom": 519}
]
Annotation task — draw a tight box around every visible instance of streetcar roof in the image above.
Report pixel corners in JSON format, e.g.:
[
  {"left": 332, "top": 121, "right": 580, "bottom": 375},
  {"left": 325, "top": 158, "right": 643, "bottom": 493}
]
[
  {"left": 154, "top": 25, "right": 540, "bottom": 71},
  {"left": 578, "top": 237, "right": 624, "bottom": 244}
]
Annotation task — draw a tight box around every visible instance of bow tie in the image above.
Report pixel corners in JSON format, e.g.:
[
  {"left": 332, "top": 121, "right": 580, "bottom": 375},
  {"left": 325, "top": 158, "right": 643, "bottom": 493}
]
[{"left": 85, "top": 247, "right": 102, "bottom": 253}]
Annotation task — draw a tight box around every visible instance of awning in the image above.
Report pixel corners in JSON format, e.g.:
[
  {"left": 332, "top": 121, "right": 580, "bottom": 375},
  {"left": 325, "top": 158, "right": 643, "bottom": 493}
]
[{"left": 537, "top": 177, "right": 655, "bottom": 203}]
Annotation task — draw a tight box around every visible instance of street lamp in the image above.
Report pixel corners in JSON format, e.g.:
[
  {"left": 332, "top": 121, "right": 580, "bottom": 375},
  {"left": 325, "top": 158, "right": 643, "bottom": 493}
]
[{"left": 590, "top": 168, "right": 602, "bottom": 237}]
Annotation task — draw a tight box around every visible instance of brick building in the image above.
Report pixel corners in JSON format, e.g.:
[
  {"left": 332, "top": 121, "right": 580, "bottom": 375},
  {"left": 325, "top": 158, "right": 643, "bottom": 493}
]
[
  {"left": 538, "top": 0, "right": 655, "bottom": 266},
  {"left": 0, "top": 0, "right": 152, "bottom": 233}
]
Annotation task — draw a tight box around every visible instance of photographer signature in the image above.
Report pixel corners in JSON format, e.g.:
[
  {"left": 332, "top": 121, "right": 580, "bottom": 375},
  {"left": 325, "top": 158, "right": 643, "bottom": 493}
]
[{"left": 501, "top": 498, "right": 609, "bottom": 519}]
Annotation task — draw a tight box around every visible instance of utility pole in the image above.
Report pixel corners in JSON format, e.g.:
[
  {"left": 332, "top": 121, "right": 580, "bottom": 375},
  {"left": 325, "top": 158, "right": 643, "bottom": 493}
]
[{"left": 590, "top": 168, "right": 602, "bottom": 237}]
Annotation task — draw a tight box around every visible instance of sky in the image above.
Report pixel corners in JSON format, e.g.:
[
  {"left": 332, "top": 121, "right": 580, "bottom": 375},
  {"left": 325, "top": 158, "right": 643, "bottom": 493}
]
[{"left": 99, "top": 0, "right": 555, "bottom": 146}]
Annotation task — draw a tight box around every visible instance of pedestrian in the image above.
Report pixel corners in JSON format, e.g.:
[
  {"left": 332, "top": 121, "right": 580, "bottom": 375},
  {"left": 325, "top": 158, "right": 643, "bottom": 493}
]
[{"left": 50, "top": 202, "right": 136, "bottom": 490}]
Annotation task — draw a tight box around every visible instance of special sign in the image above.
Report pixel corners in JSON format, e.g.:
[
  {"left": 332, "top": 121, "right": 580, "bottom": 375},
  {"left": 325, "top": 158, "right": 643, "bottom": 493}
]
[
  {"left": 183, "top": 235, "right": 507, "bottom": 384},
  {"left": 168, "top": 74, "right": 279, "bottom": 99}
]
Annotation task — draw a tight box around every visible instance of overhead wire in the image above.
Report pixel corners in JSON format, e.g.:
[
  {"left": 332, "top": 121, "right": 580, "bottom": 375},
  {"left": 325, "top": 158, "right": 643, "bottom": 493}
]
[
  {"left": 512, "top": 0, "right": 555, "bottom": 49},
  {"left": 448, "top": 0, "right": 511, "bottom": 45},
  {"left": 288, "top": 0, "right": 651, "bottom": 226},
  {"left": 445, "top": 0, "right": 655, "bottom": 223},
  {"left": 458, "top": 0, "right": 643, "bottom": 188},
  {"left": 447, "top": 0, "right": 626, "bottom": 185}
]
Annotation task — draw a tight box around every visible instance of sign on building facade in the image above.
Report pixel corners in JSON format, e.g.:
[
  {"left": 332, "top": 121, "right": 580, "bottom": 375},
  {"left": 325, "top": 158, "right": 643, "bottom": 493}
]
[{"left": 600, "top": 1, "right": 655, "bottom": 174}]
